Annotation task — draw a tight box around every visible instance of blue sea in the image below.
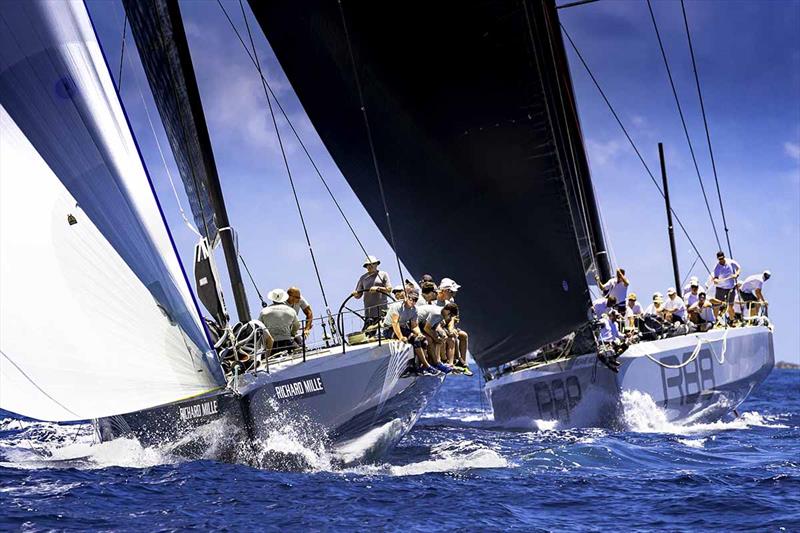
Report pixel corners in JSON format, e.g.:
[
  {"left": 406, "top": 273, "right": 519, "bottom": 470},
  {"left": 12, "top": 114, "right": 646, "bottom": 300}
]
[{"left": 1, "top": 368, "right": 798, "bottom": 531}]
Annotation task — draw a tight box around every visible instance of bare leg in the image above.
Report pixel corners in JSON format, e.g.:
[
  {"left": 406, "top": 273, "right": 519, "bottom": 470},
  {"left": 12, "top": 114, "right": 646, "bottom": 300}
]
[
  {"left": 415, "top": 346, "right": 431, "bottom": 368},
  {"left": 445, "top": 337, "right": 456, "bottom": 365},
  {"left": 457, "top": 330, "right": 469, "bottom": 365}
]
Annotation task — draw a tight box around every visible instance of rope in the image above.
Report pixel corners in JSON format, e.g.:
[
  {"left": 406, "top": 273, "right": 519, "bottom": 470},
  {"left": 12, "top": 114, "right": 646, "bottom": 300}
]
[
  {"left": 337, "top": 0, "right": 407, "bottom": 292},
  {"left": 235, "top": 0, "right": 332, "bottom": 312},
  {"left": 643, "top": 326, "right": 729, "bottom": 368},
  {"left": 560, "top": 24, "right": 712, "bottom": 275},
  {"left": 215, "top": 0, "right": 369, "bottom": 258},
  {"left": 680, "top": 0, "right": 733, "bottom": 257},
  {"left": 646, "top": 0, "right": 722, "bottom": 252}
]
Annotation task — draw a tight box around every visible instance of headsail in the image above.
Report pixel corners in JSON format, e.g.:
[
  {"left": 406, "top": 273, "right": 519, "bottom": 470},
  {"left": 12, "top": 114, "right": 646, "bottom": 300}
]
[
  {"left": 122, "top": 0, "right": 251, "bottom": 322},
  {"left": 248, "top": 0, "right": 604, "bottom": 368},
  {"left": 0, "top": 0, "right": 223, "bottom": 421}
]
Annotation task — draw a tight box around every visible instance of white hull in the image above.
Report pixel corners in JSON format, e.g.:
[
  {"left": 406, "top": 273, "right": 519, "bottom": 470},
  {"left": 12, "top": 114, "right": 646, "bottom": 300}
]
[{"left": 485, "top": 326, "right": 774, "bottom": 428}]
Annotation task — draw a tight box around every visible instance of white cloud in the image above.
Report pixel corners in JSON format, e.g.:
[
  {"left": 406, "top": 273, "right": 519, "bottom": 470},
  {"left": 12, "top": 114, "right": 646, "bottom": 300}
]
[
  {"left": 586, "top": 138, "right": 623, "bottom": 167},
  {"left": 784, "top": 141, "right": 800, "bottom": 160}
]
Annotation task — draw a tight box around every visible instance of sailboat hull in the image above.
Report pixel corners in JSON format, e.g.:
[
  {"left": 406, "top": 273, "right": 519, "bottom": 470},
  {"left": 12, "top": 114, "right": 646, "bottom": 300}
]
[
  {"left": 485, "top": 326, "right": 774, "bottom": 428},
  {"left": 96, "top": 340, "right": 444, "bottom": 465}
]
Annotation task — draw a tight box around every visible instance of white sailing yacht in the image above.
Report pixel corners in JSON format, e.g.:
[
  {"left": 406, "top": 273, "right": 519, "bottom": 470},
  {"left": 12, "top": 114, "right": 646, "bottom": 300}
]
[{"left": 0, "top": 0, "right": 443, "bottom": 465}]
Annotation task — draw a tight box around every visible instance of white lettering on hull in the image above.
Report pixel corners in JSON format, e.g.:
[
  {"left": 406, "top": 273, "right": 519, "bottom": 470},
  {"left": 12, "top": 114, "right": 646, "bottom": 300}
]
[
  {"left": 273, "top": 373, "right": 326, "bottom": 402},
  {"left": 178, "top": 399, "right": 219, "bottom": 422}
]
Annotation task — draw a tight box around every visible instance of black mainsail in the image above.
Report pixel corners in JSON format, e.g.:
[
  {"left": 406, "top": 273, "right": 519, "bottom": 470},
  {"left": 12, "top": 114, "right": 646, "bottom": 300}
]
[
  {"left": 248, "top": 0, "right": 607, "bottom": 368},
  {"left": 123, "top": 0, "right": 250, "bottom": 321}
]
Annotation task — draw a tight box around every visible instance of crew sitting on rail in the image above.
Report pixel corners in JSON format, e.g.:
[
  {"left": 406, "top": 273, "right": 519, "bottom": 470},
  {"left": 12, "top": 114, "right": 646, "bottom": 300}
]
[
  {"left": 391, "top": 285, "right": 406, "bottom": 301},
  {"left": 739, "top": 270, "right": 770, "bottom": 317},
  {"left": 260, "top": 288, "right": 301, "bottom": 354},
  {"left": 419, "top": 302, "right": 461, "bottom": 374},
  {"left": 663, "top": 287, "right": 687, "bottom": 324},
  {"left": 352, "top": 255, "right": 392, "bottom": 330},
  {"left": 682, "top": 276, "right": 700, "bottom": 299},
  {"left": 712, "top": 250, "right": 741, "bottom": 324},
  {"left": 595, "top": 268, "right": 629, "bottom": 312},
  {"left": 624, "top": 293, "right": 643, "bottom": 330},
  {"left": 383, "top": 289, "right": 444, "bottom": 375},
  {"left": 592, "top": 294, "right": 618, "bottom": 317},
  {"left": 688, "top": 291, "right": 716, "bottom": 332},
  {"left": 644, "top": 292, "right": 665, "bottom": 318},
  {"left": 418, "top": 281, "right": 438, "bottom": 306},
  {"left": 437, "top": 278, "right": 470, "bottom": 373},
  {"left": 287, "top": 286, "right": 313, "bottom": 339}
]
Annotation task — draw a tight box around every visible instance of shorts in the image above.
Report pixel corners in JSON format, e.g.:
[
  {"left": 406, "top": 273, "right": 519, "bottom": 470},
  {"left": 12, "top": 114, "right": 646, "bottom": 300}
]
[
  {"left": 741, "top": 291, "right": 758, "bottom": 303},
  {"left": 715, "top": 287, "right": 735, "bottom": 304},
  {"left": 384, "top": 326, "right": 427, "bottom": 349}
]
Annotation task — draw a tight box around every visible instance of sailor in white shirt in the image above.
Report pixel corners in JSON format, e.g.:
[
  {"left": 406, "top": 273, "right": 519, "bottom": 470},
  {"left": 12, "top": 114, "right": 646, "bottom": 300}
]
[
  {"left": 592, "top": 295, "right": 618, "bottom": 318},
  {"left": 740, "top": 270, "right": 771, "bottom": 317},
  {"left": 644, "top": 292, "right": 665, "bottom": 318},
  {"left": 624, "top": 293, "right": 643, "bottom": 330},
  {"left": 682, "top": 276, "right": 700, "bottom": 298},
  {"left": 595, "top": 268, "right": 629, "bottom": 312},
  {"left": 684, "top": 280, "right": 703, "bottom": 308},
  {"left": 712, "top": 251, "right": 741, "bottom": 322},
  {"left": 662, "top": 287, "right": 687, "bottom": 324},
  {"left": 287, "top": 286, "right": 313, "bottom": 339},
  {"left": 688, "top": 291, "right": 716, "bottom": 331}
]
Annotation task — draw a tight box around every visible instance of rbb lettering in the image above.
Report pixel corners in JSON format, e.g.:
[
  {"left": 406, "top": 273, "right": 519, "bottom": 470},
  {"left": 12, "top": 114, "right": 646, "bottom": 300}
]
[{"left": 660, "top": 349, "right": 716, "bottom": 408}]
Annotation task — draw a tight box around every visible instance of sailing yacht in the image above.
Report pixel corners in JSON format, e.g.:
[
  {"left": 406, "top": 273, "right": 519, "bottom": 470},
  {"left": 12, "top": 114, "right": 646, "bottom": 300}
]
[
  {"left": 0, "top": 0, "right": 443, "bottom": 465},
  {"left": 250, "top": 0, "right": 774, "bottom": 428}
]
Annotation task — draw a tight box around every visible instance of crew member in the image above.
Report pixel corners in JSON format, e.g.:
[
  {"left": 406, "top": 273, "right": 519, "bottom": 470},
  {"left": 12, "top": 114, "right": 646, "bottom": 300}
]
[
  {"left": 352, "top": 255, "right": 392, "bottom": 330},
  {"left": 624, "top": 293, "right": 643, "bottom": 330},
  {"left": 592, "top": 295, "right": 618, "bottom": 318},
  {"left": 383, "top": 289, "right": 446, "bottom": 374},
  {"left": 595, "top": 268, "right": 629, "bottom": 312},
  {"left": 663, "top": 287, "right": 687, "bottom": 324},
  {"left": 260, "top": 288, "right": 301, "bottom": 354},
  {"left": 286, "top": 286, "right": 313, "bottom": 339},
  {"left": 712, "top": 251, "right": 741, "bottom": 323},
  {"left": 740, "top": 270, "right": 771, "bottom": 317},
  {"left": 684, "top": 280, "right": 703, "bottom": 308},
  {"left": 688, "top": 291, "right": 716, "bottom": 331}
]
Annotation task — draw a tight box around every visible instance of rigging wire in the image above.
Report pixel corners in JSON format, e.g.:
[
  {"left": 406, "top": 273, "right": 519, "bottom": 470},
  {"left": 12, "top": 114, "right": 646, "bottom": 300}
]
[
  {"left": 116, "top": 13, "right": 127, "bottom": 92},
  {"left": 215, "top": 0, "right": 369, "bottom": 259},
  {"left": 680, "top": 0, "right": 733, "bottom": 257},
  {"left": 238, "top": 253, "right": 267, "bottom": 307},
  {"left": 646, "top": 0, "right": 722, "bottom": 252},
  {"left": 560, "top": 23, "right": 712, "bottom": 275},
  {"left": 236, "top": 0, "right": 332, "bottom": 309},
  {"left": 337, "top": 0, "right": 407, "bottom": 290}
]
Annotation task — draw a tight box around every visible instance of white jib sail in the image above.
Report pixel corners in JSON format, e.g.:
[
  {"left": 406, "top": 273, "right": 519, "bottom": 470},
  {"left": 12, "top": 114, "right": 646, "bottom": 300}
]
[
  {"left": 0, "top": 104, "right": 219, "bottom": 422},
  {"left": 0, "top": 0, "right": 222, "bottom": 422}
]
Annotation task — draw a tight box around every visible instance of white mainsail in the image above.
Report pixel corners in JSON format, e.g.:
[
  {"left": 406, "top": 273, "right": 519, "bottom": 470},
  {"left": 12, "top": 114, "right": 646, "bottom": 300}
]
[{"left": 0, "top": 0, "right": 223, "bottom": 421}]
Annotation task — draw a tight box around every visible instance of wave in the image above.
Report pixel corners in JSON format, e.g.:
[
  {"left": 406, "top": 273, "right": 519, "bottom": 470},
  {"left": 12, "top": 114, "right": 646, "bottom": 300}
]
[{"left": 620, "top": 390, "right": 789, "bottom": 436}]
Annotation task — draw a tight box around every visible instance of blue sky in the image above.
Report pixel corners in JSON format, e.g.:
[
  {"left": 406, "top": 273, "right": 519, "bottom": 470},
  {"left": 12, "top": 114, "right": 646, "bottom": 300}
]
[{"left": 88, "top": 0, "right": 799, "bottom": 362}]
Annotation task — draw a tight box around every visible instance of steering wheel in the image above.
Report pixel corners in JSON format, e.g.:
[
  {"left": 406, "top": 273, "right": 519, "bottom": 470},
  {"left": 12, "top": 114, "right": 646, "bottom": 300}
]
[{"left": 336, "top": 291, "right": 397, "bottom": 345}]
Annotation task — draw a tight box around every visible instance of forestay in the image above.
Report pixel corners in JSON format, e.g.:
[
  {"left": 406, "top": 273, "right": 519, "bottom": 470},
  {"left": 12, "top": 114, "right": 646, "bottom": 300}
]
[
  {"left": 0, "top": 0, "right": 223, "bottom": 422},
  {"left": 248, "top": 0, "right": 601, "bottom": 368}
]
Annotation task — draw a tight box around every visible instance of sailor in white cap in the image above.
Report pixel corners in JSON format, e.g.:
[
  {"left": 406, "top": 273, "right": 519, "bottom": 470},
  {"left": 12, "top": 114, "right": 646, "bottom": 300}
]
[
  {"left": 435, "top": 277, "right": 470, "bottom": 373},
  {"left": 682, "top": 276, "right": 700, "bottom": 298},
  {"left": 644, "top": 292, "right": 665, "bottom": 318},
  {"left": 684, "top": 278, "right": 703, "bottom": 308},
  {"left": 739, "top": 270, "right": 771, "bottom": 317},
  {"left": 352, "top": 255, "right": 392, "bottom": 329},
  {"left": 260, "top": 288, "right": 301, "bottom": 353},
  {"left": 663, "top": 287, "right": 687, "bottom": 324}
]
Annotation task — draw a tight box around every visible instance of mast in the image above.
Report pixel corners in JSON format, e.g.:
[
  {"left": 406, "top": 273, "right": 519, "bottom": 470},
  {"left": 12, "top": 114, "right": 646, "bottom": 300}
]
[
  {"left": 123, "top": 0, "right": 250, "bottom": 321},
  {"left": 659, "top": 143, "right": 682, "bottom": 291}
]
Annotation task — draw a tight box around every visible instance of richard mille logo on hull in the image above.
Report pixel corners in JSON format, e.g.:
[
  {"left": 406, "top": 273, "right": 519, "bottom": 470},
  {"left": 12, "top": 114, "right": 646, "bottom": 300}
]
[
  {"left": 178, "top": 399, "right": 219, "bottom": 422},
  {"left": 274, "top": 373, "right": 326, "bottom": 402}
]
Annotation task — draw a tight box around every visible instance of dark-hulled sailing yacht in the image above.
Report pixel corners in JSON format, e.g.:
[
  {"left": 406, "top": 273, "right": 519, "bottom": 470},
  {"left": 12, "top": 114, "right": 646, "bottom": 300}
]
[{"left": 249, "top": 0, "right": 774, "bottom": 428}]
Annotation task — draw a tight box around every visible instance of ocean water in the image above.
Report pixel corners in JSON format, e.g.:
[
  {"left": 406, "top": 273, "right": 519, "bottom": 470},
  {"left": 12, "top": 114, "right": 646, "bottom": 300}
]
[{"left": 1, "top": 369, "right": 797, "bottom": 531}]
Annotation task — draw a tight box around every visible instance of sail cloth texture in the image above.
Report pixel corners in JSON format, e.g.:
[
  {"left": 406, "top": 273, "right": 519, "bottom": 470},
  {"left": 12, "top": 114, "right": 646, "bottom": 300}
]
[
  {"left": 121, "top": 0, "right": 222, "bottom": 242},
  {"left": 0, "top": 0, "right": 223, "bottom": 421},
  {"left": 249, "top": 0, "right": 596, "bottom": 368}
]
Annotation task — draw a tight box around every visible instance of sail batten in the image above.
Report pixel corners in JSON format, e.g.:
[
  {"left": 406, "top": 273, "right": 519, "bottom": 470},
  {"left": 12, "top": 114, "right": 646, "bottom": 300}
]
[{"left": 248, "top": 0, "right": 603, "bottom": 368}]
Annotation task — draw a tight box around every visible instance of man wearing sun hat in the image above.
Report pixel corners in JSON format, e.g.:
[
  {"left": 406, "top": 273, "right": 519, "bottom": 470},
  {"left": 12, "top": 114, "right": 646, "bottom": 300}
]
[
  {"left": 352, "top": 255, "right": 392, "bottom": 329},
  {"left": 260, "top": 288, "right": 301, "bottom": 353}
]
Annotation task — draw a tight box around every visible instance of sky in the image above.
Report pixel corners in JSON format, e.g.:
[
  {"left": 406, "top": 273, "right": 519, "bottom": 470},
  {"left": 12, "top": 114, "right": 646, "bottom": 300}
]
[{"left": 87, "top": 0, "right": 799, "bottom": 363}]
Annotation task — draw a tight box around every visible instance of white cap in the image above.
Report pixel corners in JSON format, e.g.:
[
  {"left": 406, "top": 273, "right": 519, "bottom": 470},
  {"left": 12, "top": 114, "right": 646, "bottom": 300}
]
[
  {"left": 653, "top": 292, "right": 664, "bottom": 302},
  {"left": 362, "top": 255, "right": 380, "bottom": 267},
  {"left": 267, "top": 288, "right": 289, "bottom": 303},
  {"left": 667, "top": 287, "right": 676, "bottom": 295},
  {"left": 439, "top": 277, "right": 461, "bottom": 292}
]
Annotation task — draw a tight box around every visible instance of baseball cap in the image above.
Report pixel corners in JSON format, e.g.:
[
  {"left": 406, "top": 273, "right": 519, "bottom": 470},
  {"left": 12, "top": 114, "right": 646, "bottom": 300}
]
[
  {"left": 667, "top": 287, "right": 676, "bottom": 295},
  {"left": 439, "top": 277, "right": 461, "bottom": 292}
]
